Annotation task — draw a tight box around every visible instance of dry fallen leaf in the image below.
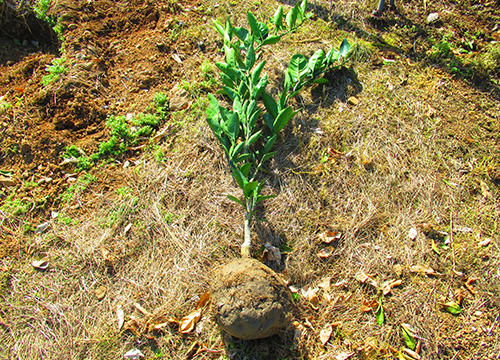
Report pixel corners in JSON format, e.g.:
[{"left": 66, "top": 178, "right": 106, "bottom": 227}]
[
  {"left": 179, "top": 308, "right": 202, "bottom": 334},
  {"left": 464, "top": 277, "right": 477, "bottom": 294},
  {"left": 381, "top": 279, "right": 403, "bottom": 295},
  {"left": 318, "top": 277, "right": 332, "bottom": 292},
  {"left": 196, "top": 292, "right": 210, "bottom": 309},
  {"left": 402, "top": 348, "right": 421, "bottom": 360},
  {"left": 355, "top": 272, "right": 378, "bottom": 287},
  {"left": 32, "top": 259, "right": 49, "bottom": 270},
  {"left": 360, "top": 299, "right": 378, "bottom": 313},
  {"left": 319, "top": 231, "right": 342, "bottom": 244},
  {"left": 123, "top": 348, "right": 144, "bottom": 359},
  {"left": 263, "top": 243, "right": 281, "bottom": 264},
  {"left": 335, "top": 351, "right": 355, "bottom": 360},
  {"left": 478, "top": 238, "right": 491, "bottom": 247},
  {"left": 95, "top": 285, "right": 107, "bottom": 301},
  {"left": 394, "top": 264, "right": 403, "bottom": 277},
  {"left": 320, "top": 324, "right": 333, "bottom": 345},
  {"left": 302, "top": 287, "right": 320, "bottom": 310},
  {"left": 410, "top": 264, "right": 444, "bottom": 276},
  {"left": 117, "top": 305, "right": 125, "bottom": 331},
  {"left": 317, "top": 246, "right": 334, "bottom": 258}
]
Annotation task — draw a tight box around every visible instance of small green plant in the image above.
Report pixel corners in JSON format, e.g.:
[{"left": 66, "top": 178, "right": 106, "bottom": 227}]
[
  {"left": 42, "top": 57, "right": 69, "bottom": 86},
  {"left": 207, "top": 0, "right": 350, "bottom": 256},
  {"left": 33, "top": 0, "right": 63, "bottom": 39},
  {"left": 1, "top": 193, "right": 32, "bottom": 216},
  {"left": 155, "top": 148, "right": 167, "bottom": 163}
]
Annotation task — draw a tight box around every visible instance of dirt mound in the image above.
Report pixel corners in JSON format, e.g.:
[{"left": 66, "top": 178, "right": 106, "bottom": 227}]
[{"left": 211, "top": 257, "right": 293, "bottom": 340}]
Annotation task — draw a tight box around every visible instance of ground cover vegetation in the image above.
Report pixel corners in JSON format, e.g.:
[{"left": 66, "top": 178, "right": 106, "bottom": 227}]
[{"left": 0, "top": 0, "right": 499, "bottom": 359}]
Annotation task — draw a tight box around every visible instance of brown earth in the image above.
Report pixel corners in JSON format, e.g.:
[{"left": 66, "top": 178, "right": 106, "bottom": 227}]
[{"left": 211, "top": 257, "right": 293, "bottom": 340}]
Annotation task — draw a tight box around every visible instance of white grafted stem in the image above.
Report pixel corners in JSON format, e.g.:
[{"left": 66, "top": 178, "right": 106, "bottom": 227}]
[{"left": 241, "top": 214, "right": 252, "bottom": 257}]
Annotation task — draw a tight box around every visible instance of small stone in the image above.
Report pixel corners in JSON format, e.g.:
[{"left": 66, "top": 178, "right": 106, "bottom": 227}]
[
  {"left": 95, "top": 285, "right": 107, "bottom": 301},
  {"left": 427, "top": 12, "right": 440, "bottom": 24},
  {"left": 169, "top": 84, "right": 191, "bottom": 111},
  {"left": 347, "top": 96, "right": 359, "bottom": 106}
]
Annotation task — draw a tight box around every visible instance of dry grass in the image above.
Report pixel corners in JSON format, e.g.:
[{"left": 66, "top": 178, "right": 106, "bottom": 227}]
[{"left": 1, "top": 0, "right": 500, "bottom": 359}]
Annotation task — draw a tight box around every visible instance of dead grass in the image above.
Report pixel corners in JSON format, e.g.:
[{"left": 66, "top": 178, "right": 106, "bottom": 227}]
[{"left": 1, "top": 0, "right": 500, "bottom": 359}]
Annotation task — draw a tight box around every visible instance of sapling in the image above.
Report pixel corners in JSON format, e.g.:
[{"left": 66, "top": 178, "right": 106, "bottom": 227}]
[{"left": 207, "top": 0, "right": 350, "bottom": 256}]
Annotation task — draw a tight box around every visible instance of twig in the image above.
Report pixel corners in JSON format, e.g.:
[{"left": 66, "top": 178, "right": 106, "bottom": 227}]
[
  {"left": 449, "top": 212, "right": 459, "bottom": 275},
  {"left": 488, "top": 312, "right": 499, "bottom": 336}
]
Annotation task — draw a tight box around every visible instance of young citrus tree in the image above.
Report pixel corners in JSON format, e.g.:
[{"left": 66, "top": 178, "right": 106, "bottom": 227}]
[{"left": 207, "top": 1, "right": 350, "bottom": 256}]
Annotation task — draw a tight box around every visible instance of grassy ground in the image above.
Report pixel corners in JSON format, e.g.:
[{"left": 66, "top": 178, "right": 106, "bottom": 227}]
[{"left": 0, "top": 0, "right": 499, "bottom": 359}]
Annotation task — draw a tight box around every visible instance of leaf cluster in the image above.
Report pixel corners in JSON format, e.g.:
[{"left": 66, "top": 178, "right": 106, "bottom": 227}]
[{"left": 206, "top": 1, "right": 350, "bottom": 218}]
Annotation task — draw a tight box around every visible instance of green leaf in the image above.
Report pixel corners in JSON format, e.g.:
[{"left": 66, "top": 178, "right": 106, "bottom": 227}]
[
  {"left": 247, "top": 12, "right": 261, "bottom": 38},
  {"left": 308, "top": 49, "right": 326, "bottom": 76},
  {"left": 261, "top": 151, "right": 277, "bottom": 163},
  {"left": 226, "top": 112, "right": 240, "bottom": 142},
  {"left": 312, "top": 78, "right": 329, "bottom": 84},
  {"left": 248, "top": 108, "right": 261, "bottom": 129},
  {"left": 246, "top": 41, "right": 256, "bottom": 70},
  {"left": 262, "top": 92, "right": 278, "bottom": 119},
  {"left": 262, "top": 35, "right": 280, "bottom": 46},
  {"left": 238, "top": 81, "right": 249, "bottom": 99},
  {"left": 401, "top": 324, "right": 417, "bottom": 350},
  {"left": 253, "top": 74, "right": 268, "bottom": 99},
  {"left": 264, "top": 134, "right": 277, "bottom": 154},
  {"left": 213, "top": 19, "right": 226, "bottom": 40},
  {"left": 233, "top": 26, "right": 249, "bottom": 43},
  {"left": 339, "top": 38, "right": 351, "bottom": 58},
  {"left": 280, "top": 243, "right": 293, "bottom": 253},
  {"left": 431, "top": 240, "right": 441, "bottom": 255},
  {"left": 220, "top": 74, "right": 235, "bottom": 89},
  {"left": 222, "top": 86, "right": 238, "bottom": 101},
  {"left": 237, "top": 153, "right": 253, "bottom": 163},
  {"left": 206, "top": 94, "right": 219, "bottom": 121},
  {"left": 443, "top": 301, "right": 462, "bottom": 315},
  {"left": 286, "top": 3, "right": 299, "bottom": 29},
  {"left": 215, "top": 62, "right": 237, "bottom": 81},
  {"left": 271, "top": 6, "right": 284, "bottom": 33},
  {"left": 225, "top": 45, "right": 237, "bottom": 67},
  {"left": 247, "top": 130, "right": 262, "bottom": 147},
  {"left": 230, "top": 141, "right": 245, "bottom": 159},
  {"left": 232, "top": 169, "right": 248, "bottom": 189},
  {"left": 263, "top": 113, "right": 274, "bottom": 131},
  {"left": 240, "top": 163, "right": 252, "bottom": 177},
  {"left": 287, "top": 54, "right": 308, "bottom": 83},
  {"left": 227, "top": 194, "right": 244, "bottom": 207},
  {"left": 256, "top": 194, "right": 276, "bottom": 204},
  {"left": 300, "top": 0, "right": 308, "bottom": 17},
  {"left": 258, "top": 22, "right": 269, "bottom": 39},
  {"left": 224, "top": 18, "right": 233, "bottom": 40},
  {"left": 273, "top": 107, "right": 297, "bottom": 134},
  {"left": 243, "top": 181, "right": 259, "bottom": 198},
  {"left": 375, "top": 298, "right": 384, "bottom": 325},
  {"left": 326, "top": 48, "right": 339, "bottom": 66},
  {"left": 251, "top": 61, "right": 266, "bottom": 86}
]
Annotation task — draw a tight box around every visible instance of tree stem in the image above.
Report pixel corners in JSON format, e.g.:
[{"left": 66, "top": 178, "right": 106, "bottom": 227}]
[{"left": 241, "top": 213, "right": 252, "bottom": 257}]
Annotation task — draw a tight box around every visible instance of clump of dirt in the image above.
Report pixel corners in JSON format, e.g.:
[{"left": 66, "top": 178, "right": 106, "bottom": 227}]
[{"left": 211, "top": 257, "right": 293, "bottom": 340}]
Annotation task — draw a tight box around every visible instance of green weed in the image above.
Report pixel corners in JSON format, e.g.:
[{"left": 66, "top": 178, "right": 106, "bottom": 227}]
[
  {"left": 154, "top": 148, "right": 166, "bottom": 163},
  {"left": 1, "top": 193, "right": 32, "bottom": 216},
  {"left": 42, "top": 57, "right": 69, "bottom": 86}
]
